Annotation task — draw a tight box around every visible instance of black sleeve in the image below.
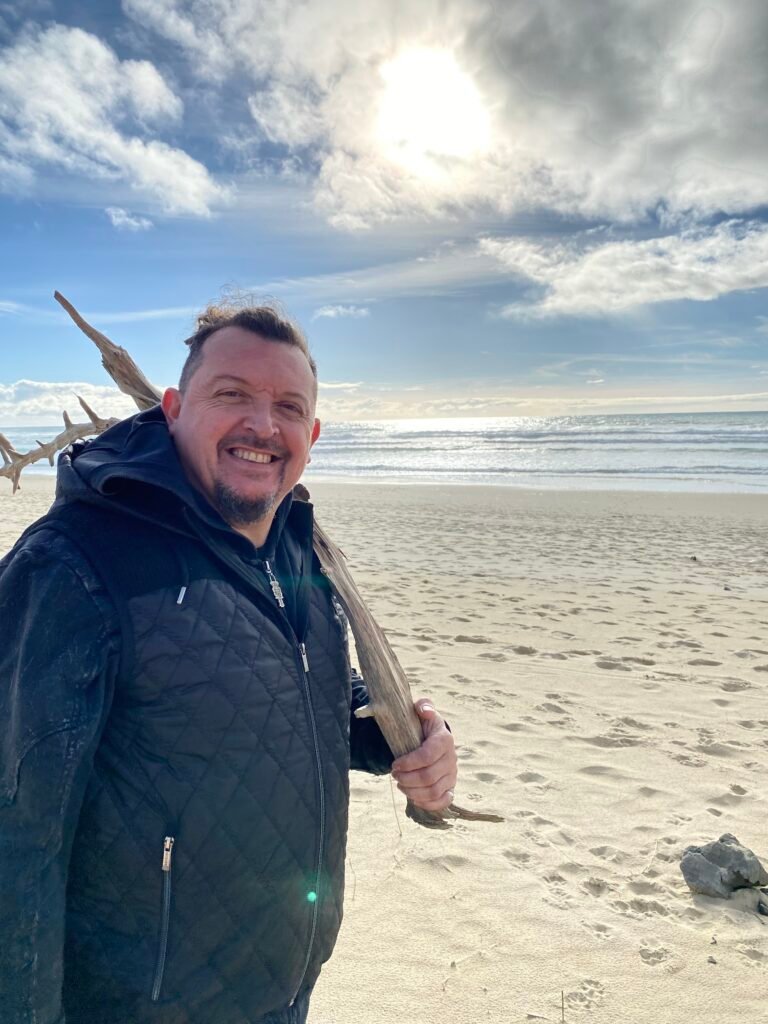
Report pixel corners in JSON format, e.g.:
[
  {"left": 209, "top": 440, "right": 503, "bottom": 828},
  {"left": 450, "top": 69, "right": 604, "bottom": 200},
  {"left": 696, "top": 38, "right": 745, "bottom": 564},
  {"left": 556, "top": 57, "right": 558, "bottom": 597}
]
[
  {"left": 349, "top": 668, "right": 395, "bottom": 775},
  {"left": 0, "top": 534, "right": 119, "bottom": 1024}
]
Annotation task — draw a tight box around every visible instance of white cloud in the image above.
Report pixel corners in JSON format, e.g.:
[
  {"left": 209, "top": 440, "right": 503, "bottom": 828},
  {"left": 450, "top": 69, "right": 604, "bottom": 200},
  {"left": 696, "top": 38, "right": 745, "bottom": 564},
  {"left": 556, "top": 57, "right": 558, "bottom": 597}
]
[
  {"left": 0, "top": 379, "right": 141, "bottom": 424},
  {"left": 106, "top": 207, "right": 154, "bottom": 231},
  {"left": 315, "top": 382, "right": 768, "bottom": 421},
  {"left": 482, "top": 220, "right": 768, "bottom": 318},
  {"left": 258, "top": 245, "right": 503, "bottom": 303},
  {"left": 317, "top": 380, "right": 364, "bottom": 390},
  {"left": 312, "top": 304, "right": 370, "bottom": 320},
  {"left": 123, "top": 0, "right": 768, "bottom": 228},
  {"left": 0, "top": 24, "right": 228, "bottom": 215}
]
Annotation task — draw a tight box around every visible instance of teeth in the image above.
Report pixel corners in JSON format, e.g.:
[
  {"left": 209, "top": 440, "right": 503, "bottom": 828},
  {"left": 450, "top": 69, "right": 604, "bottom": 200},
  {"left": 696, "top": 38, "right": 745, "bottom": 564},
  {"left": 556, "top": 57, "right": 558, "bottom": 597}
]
[{"left": 231, "top": 448, "right": 273, "bottom": 464}]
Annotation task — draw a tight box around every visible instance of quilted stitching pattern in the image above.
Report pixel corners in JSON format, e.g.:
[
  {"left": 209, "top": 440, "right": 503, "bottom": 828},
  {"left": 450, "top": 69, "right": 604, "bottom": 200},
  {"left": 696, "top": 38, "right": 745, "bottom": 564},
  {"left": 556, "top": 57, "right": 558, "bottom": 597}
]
[{"left": 65, "top": 563, "right": 354, "bottom": 1023}]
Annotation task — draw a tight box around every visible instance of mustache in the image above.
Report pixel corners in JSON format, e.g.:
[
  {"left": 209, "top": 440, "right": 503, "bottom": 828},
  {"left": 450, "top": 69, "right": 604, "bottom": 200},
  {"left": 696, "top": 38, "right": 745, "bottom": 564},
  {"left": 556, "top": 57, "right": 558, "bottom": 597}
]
[{"left": 219, "top": 435, "right": 288, "bottom": 458}]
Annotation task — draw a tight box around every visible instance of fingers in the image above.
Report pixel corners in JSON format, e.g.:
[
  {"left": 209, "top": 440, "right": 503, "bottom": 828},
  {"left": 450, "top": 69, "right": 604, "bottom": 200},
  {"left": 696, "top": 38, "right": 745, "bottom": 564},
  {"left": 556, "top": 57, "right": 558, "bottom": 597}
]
[
  {"left": 392, "top": 734, "right": 449, "bottom": 774},
  {"left": 391, "top": 696, "right": 458, "bottom": 811},
  {"left": 396, "top": 771, "right": 456, "bottom": 811},
  {"left": 392, "top": 748, "right": 455, "bottom": 788}
]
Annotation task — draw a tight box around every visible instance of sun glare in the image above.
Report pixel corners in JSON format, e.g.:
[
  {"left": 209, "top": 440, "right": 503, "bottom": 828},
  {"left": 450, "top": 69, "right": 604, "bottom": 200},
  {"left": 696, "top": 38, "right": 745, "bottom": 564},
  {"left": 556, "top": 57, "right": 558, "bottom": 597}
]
[{"left": 375, "top": 48, "right": 490, "bottom": 176}]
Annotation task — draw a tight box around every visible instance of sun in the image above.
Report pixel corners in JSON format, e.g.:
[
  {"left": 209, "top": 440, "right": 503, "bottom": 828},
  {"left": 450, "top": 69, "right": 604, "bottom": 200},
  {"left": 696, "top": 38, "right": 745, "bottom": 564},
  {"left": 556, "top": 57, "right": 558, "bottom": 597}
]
[{"left": 374, "top": 48, "right": 490, "bottom": 176}]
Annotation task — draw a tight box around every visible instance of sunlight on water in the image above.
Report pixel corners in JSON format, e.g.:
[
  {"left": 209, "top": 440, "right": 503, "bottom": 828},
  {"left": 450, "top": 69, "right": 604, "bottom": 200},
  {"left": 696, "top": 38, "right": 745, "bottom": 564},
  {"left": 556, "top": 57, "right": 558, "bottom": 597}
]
[{"left": 3, "top": 412, "right": 767, "bottom": 493}]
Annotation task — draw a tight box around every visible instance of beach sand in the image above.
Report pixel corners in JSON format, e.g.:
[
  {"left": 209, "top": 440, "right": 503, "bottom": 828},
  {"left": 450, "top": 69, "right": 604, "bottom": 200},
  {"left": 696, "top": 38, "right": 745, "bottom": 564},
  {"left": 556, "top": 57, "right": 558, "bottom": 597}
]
[{"left": 3, "top": 476, "right": 767, "bottom": 1023}]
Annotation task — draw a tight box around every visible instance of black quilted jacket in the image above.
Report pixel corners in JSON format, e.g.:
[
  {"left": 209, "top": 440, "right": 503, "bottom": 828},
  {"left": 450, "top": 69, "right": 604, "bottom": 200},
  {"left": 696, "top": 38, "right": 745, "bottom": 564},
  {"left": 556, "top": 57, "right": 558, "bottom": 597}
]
[{"left": 0, "top": 408, "right": 393, "bottom": 1024}]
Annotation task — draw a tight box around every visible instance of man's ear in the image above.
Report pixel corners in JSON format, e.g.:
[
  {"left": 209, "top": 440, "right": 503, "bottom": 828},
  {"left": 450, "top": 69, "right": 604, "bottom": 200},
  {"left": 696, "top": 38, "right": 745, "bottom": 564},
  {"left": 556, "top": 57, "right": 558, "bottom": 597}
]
[
  {"left": 161, "top": 387, "right": 182, "bottom": 429},
  {"left": 306, "top": 419, "right": 321, "bottom": 464}
]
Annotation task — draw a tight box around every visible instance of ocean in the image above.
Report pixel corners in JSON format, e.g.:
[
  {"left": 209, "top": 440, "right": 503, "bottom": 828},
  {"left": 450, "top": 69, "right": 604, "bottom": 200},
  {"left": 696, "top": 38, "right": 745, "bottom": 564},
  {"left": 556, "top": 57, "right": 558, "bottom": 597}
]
[{"left": 2, "top": 411, "right": 767, "bottom": 493}]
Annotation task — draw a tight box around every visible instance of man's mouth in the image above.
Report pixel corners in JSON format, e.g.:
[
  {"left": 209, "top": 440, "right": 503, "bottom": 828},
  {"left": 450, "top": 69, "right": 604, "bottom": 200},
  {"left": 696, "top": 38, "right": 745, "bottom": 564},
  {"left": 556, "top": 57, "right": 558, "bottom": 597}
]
[{"left": 227, "top": 447, "right": 279, "bottom": 464}]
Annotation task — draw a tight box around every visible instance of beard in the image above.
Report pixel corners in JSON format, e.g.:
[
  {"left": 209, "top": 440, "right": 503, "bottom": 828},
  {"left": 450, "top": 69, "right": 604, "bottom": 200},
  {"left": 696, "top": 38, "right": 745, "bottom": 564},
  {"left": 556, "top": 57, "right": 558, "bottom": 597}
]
[
  {"left": 213, "top": 473, "right": 285, "bottom": 528},
  {"left": 212, "top": 435, "right": 288, "bottom": 527}
]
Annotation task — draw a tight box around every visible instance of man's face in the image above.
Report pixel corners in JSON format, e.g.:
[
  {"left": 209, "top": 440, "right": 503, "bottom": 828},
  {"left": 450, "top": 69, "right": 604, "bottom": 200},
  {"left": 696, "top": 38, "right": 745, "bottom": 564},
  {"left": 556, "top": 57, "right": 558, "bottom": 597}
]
[{"left": 162, "top": 327, "right": 320, "bottom": 531}]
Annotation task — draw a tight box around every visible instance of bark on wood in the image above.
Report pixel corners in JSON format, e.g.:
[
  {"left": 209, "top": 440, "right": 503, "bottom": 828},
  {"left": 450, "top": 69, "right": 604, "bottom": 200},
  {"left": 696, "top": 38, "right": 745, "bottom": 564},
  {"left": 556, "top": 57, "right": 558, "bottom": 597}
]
[{"left": 296, "top": 483, "right": 503, "bottom": 829}]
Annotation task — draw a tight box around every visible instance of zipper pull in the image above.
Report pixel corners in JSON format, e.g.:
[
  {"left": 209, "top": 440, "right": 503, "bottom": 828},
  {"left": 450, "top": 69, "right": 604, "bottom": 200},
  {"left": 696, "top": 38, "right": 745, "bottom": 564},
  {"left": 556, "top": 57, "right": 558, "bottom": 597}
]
[
  {"left": 162, "top": 836, "right": 175, "bottom": 872},
  {"left": 263, "top": 559, "right": 285, "bottom": 609},
  {"left": 299, "top": 643, "right": 309, "bottom": 672}
]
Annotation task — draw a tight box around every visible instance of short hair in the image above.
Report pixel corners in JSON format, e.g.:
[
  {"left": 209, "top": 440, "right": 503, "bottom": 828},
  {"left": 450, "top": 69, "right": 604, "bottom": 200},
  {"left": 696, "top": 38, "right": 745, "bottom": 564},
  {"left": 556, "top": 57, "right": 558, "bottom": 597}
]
[{"left": 179, "top": 301, "right": 317, "bottom": 392}]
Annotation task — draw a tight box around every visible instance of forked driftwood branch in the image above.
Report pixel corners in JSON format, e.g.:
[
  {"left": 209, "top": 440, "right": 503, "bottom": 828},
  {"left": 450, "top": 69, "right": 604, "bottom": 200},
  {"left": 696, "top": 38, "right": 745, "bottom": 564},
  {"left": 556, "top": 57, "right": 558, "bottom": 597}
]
[
  {"left": 8, "top": 292, "right": 503, "bottom": 830},
  {"left": 0, "top": 397, "right": 118, "bottom": 493}
]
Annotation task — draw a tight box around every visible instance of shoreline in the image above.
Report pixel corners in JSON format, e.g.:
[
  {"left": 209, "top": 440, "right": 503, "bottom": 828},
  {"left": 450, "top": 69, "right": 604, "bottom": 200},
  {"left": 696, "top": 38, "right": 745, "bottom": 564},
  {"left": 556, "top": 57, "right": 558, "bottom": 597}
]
[{"left": 5, "top": 471, "right": 768, "bottom": 500}]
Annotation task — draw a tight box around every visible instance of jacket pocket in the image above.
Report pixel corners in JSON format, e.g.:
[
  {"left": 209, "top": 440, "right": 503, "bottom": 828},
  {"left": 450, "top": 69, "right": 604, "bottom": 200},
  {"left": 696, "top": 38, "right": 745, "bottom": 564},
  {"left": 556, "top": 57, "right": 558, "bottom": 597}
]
[{"left": 151, "top": 836, "right": 175, "bottom": 1002}]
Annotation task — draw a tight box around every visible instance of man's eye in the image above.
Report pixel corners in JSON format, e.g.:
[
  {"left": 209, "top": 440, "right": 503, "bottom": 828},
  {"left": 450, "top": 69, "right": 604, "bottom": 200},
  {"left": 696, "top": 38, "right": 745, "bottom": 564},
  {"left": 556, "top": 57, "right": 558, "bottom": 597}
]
[
  {"left": 279, "top": 402, "right": 304, "bottom": 415},
  {"left": 217, "top": 390, "right": 243, "bottom": 399}
]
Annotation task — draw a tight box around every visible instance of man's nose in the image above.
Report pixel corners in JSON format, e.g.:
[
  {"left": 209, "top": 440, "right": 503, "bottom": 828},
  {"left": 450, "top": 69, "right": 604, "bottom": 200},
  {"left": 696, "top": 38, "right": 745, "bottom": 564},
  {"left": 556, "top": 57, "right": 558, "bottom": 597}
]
[{"left": 241, "top": 399, "right": 278, "bottom": 436}]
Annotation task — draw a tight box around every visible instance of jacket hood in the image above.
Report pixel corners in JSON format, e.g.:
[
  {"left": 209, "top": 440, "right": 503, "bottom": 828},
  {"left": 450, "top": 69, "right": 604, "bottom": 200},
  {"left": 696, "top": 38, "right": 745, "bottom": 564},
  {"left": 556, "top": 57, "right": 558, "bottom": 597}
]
[{"left": 55, "top": 405, "right": 297, "bottom": 557}]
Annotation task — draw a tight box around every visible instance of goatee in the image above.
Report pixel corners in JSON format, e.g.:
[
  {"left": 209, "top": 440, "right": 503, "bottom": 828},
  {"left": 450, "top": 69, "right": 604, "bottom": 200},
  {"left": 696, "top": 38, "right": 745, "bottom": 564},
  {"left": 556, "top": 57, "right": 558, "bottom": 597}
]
[{"left": 213, "top": 481, "right": 281, "bottom": 526}]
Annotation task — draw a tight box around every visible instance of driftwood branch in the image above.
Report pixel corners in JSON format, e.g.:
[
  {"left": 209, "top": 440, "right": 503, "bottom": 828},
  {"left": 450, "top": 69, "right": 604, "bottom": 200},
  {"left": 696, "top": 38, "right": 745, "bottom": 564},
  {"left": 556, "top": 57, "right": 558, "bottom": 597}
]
[
  {"left": 300, "top": 484, "right": 503, "bottom": 830},
  {"left": 54, "top": 291, "right": 161, "bottom": 410},
  {"left": 0, "top": 398, "right": 118, "bottom": 493}
]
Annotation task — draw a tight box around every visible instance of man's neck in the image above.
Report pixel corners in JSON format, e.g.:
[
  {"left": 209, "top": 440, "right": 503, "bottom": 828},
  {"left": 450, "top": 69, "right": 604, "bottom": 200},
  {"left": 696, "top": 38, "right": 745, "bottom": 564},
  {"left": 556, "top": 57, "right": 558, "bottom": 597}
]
[{"left": 230, "top": 518, "right": 272, "bottom": 549}]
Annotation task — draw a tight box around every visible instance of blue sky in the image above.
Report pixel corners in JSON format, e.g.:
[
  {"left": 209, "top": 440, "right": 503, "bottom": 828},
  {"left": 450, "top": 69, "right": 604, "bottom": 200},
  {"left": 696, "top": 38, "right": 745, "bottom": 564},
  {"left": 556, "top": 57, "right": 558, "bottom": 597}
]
[{"left": 1, "top": 0, "right": 768, "bottom": 425}]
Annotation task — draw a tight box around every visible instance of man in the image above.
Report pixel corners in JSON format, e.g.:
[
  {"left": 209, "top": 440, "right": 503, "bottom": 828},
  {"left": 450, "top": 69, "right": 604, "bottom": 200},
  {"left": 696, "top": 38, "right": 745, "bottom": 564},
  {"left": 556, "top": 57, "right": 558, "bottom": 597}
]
[{"left": 0, "top": 305, "right": 457, "bottom": 1024}]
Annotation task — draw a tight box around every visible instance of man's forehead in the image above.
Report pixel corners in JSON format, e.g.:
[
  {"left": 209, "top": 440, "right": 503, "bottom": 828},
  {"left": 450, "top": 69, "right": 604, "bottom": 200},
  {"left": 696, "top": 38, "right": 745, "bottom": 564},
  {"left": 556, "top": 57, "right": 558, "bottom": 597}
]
[{"left": 198, "top": 330, "right": 315, "bottom": 392}]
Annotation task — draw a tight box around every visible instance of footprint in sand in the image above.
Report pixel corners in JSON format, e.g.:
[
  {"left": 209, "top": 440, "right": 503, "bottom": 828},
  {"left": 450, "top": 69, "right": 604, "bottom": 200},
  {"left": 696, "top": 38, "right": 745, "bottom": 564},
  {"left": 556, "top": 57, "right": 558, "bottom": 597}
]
[
  {"left": 595, "top": 659, "right": 632, "bottom": 671},
  {"left": 542, "top": 873, "right": 574, "bottom": 910},
  {"left": 564, "top": 980, "right": 605, "bottom": 1011},
  {"left": 639, "top": 943, "right": 672, "bottom": 966},
  {"left": 581, "top": 921, "right": 612, "bottom": 941},
  {"left": 453, "top": 634, "right": 488, "bottom": 644},
  {"left": 672, "top": 753, "right": 707, "bottom": 768},
  {"left": 689, "top": 658, "right": 722, "bottom": 667},
  {"left": 582, "top": 877, "right": 617, "bottom": 898},
  {"left": 516, "top": 771, "right": 547, "bottom": 784},
  {"left": 579, "top": 733, "right": 643, "bottom": 749},
  {"left": 589, "top": 845, "right": 628, "bottom": 864},
  {"left": 503, "top": 848, "right": 531, "bottom": 867},
  {"left": 737, "top": 945, "right": 767, "bottom": 967},
  {"left": 610, "top": 897, "right": 670, "bottom": 919},
  {"left": 721, "top": 679, "right": 752, "bottom": 691},
  {"left": 710, "top": 784, "right": 748, "bottom": 806}
]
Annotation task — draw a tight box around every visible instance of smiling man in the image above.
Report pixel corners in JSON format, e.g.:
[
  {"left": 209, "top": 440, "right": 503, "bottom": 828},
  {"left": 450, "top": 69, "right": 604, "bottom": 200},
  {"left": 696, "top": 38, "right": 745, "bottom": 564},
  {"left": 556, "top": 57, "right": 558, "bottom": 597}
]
[{"left": 0, "top": 303, "right": 457, "bottom": 1024}]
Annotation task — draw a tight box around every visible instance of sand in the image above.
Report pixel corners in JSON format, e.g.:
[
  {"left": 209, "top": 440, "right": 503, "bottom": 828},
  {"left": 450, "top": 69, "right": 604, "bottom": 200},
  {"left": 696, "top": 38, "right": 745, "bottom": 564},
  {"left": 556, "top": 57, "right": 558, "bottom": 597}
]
[{"left": 3, "top": 476, "right": 768, "bottom": 1023}]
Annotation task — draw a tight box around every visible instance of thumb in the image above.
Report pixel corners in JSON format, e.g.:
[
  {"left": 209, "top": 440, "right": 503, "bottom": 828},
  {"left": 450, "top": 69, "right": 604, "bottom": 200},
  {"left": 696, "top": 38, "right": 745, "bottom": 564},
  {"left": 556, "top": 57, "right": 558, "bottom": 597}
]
[{"left": 413, "top": 698, "right": 442, "bottom": 737}]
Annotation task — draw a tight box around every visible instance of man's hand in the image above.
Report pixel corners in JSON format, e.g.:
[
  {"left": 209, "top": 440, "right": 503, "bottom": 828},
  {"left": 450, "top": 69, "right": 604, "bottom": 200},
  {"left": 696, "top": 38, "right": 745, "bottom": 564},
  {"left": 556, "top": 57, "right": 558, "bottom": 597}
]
[{"left": 390, "top": 700, "right": 457, "bottom": 811}]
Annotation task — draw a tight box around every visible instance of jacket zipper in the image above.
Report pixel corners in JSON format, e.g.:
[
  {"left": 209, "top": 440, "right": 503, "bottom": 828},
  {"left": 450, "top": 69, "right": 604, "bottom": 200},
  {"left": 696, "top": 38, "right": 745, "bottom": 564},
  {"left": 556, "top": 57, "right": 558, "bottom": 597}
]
[
  {"left": 151, "top": 836, "right": 175, "bottom": 1002},
  {"left": 259, "top": 564, "right": 326, "bottom": 1007},
  {"left": 263, "top": 559, "right": 286, "bottom": 608},
  {"left": 289, "top": 640, "right": 326, "bottom": 1005}
]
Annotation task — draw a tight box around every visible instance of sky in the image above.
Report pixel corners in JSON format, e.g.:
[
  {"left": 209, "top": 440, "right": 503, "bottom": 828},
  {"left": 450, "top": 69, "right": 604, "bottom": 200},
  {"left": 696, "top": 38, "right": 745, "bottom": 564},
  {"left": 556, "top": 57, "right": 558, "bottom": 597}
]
[{"left": 1, "top": 0, "right": 768, "bottom": 425}]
